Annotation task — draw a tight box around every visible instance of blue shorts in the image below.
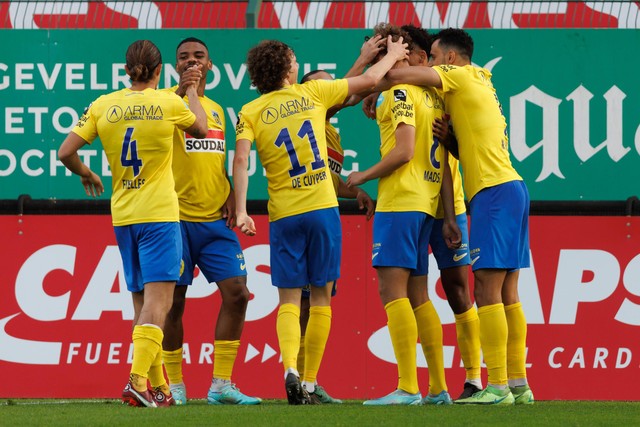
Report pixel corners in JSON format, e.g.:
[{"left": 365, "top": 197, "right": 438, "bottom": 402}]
[
  {"left": 372, "top": 211, "right": 433, "bottom": 276},
  {"left": 114, "top": 222, "right": 182, "bottom": 293},
  {"left": 179, "top": 219, "right": 246, "bottom": 286},
  {"left": 430, "top": 213, "right": 471, "bottom": 269},
  {"left": 469, "top": 180, "right": 530, "bottom": 271},
  {"left": 269, "top": 207, "right": 341, "bottom": 288}
]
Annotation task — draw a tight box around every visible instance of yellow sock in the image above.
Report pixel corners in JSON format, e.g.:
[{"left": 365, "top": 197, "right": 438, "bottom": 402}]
[
  {"left": 303, "top": 306, "right": 332, "bottom": 384},
  {"left": 414, "top": 301, "right": 447, "bottom": 395},
  {"left": 162, "top": 348, "right": 184, "bottom": 385},
  {"left": 276, "top": 303, "right": 301, "bottom": 372},
  {"left": 131, "top": 324, "right": 163, "bottom": 392},
  {"left": 454, "top": 306, "right": 482, "bottom": 382},
  {"left": 478, "top": 304, "right": 508, "bottom": 386},
  {"left": 213, "top": 340, "right": 240, "bottom": 381},
  {"left": 505, "top": 302, "right": 528, "bottom": 381},
  {"left": 148, "top": 347, "right": 167, "bottom": 389},
  {"left": 297, "top": 336, "right": 306, "bottom": 375},
  {"left": 385, "top": 298, "right": 419, "bottom": 394}
]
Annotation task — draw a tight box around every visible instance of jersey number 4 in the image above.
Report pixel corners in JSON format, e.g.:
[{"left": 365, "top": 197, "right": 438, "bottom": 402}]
[
  {"left": 274, "top": 120, "right": 325, "bottom": 178},
  {"left": 120, "top": 127, "right": 143, "bottom": 177}
]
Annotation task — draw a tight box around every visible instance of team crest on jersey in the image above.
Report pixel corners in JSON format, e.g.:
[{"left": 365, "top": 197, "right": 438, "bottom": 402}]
[
  {"left": 211, "top": 111, "right": 222, "bottom": 126},
  {"left": 394, "top": 89, "right": 407, "bottom": 102}
]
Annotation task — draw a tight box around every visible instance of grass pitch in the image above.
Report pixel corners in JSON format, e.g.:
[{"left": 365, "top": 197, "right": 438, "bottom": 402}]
[{"left": 2, "top": 399, "right": 639, "bottom": 426}]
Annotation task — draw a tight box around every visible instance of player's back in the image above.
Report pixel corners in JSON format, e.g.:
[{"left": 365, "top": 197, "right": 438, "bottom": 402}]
[
  {"left": 433, "top": 65, "right": 521, "bottom": 200},
  {"left": 236, "top": 79, "right": 348, "bottom": 221},
  {"left": 81, "top": 88, "right": 193, "bottom": 225}
]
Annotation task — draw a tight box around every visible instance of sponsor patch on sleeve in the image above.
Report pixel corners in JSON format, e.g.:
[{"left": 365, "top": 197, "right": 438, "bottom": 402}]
[{"left": 394, "top": 89, "right": 407, "bottom": 102}]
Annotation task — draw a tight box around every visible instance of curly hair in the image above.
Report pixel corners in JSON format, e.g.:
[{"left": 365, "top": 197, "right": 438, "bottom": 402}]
[
  {"left": 371, "top": 22, "right": 414, "bottom": 61},
  {"left": 433, "top": 28, "right": 474, "bottom": 60},
  {"left": 246, "top": 40, "right": 293, "bottom": 94},
  {"left": 401, "top": 24, "right": 431, "bottom": 52},
  {"left": 125, "top": 40, "right": 162, "bottom": 83}
]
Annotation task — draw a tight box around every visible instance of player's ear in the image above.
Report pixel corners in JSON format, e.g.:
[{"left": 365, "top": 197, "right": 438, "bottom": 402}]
[{"left": 447, "top": 50, "right": 456, "bottom": 65}]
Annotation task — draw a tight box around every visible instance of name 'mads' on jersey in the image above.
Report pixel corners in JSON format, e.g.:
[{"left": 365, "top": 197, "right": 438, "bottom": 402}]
[
  {"left": 168, "top": 86, "right": 230, "bottom": 222},
  {"left": 72, "top": 88, "right": 196, "bottom": 226},
  {"left": 375, "top": 84, "right": 445, "bottom": 216},
  {"left": 235, "top": 79, "right": 348, "bottom": 221},
  {"left": 432, "top": 64, "right": 522, "bottom": 201}
]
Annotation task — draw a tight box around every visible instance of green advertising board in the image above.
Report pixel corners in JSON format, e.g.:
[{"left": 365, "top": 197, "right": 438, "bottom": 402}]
[{"left": 1, "top": 29, "right": 638, "bottom": 201}]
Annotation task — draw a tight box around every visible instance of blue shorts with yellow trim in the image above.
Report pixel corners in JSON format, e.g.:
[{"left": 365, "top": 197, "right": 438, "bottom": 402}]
[
  {"left": 270, "top": 207, "right": 341, "bottom": 288},
  {"left": 114, "top": 222, "right": 182, "bottom": 293},
  {"left": 179, "top": 219, "right": 246, "bottom": 286},
  {"left": 372, "top": 211, "right": 433, "bottom": 276},
  {"left": 469, "top": 180, "right": 530, "bottom": 271},
  {"left": 431, "top": 212, "right": 471, "bottom": 270}
]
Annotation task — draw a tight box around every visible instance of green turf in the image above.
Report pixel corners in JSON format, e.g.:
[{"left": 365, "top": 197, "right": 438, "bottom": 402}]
[{"left": 1, "top": 400, "right": 639, "bottom": 426}]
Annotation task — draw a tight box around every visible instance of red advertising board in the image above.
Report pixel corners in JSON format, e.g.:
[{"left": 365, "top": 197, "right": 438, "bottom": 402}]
[
  {"left": 1, "top": 1, "right": 637, "bottom": 29},
  {"left": 1, "top": 214, "right": 639, "bottom": 400}
]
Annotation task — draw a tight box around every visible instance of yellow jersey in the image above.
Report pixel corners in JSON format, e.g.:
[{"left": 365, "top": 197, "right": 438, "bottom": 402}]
[
  {"left": 168, "top": 86, "right": 229, "bottom": 222},
  {"left": 72, "top": 88, "right": 196, "bottom": 226},
  {"left": 235, "top": 79, "right": 348, "bottom": 221},
  {"left": 432, "top": 64, "right": 522, "bottom": 201},
  {"left": 375, "top": 84, "right": 445, "bottom": 216},
  {"left": 325, "top": 122, "right": 344, "bottom": 194}
]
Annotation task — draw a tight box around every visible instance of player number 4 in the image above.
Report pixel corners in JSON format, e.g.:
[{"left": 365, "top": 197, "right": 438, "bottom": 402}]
[{"left": 120, "top": 127, "right": 143, "bottom": 177}]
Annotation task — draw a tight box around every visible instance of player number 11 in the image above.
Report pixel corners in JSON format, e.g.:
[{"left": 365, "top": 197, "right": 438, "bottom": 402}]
[{"left": 274, "top": 120, "right": 325, "bottom": 178}]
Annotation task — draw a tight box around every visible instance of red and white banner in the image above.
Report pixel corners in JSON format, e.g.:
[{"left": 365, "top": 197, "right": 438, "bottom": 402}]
[
  {"left": 1, "top": 215, "right": 639, "bottom": 400},
  {"left": 1, "top": 1, "right": 638, "bottom": 29}
]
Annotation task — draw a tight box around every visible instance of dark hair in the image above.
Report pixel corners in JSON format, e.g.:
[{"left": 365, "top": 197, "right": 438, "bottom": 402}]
[
  {"left": 401, "top": 24, "right": 431, "bottom": 52},
  {"left": 246, "top": 40, "right": 293, "bottom": 94},
  {"left": 176, "top": 37, "right": 209, "bottom": 54},
  {"left": 125, "top": 40, "right": 162, "bottom": 83},
  {"left": 371, "top": 23, "right": 413, "bottom": 61},
  {"left": 434, "top": 28, "right": 474, "bottom": 60},
  {"left": 300, "top": 69, "right": 325, "bottom": 84}
]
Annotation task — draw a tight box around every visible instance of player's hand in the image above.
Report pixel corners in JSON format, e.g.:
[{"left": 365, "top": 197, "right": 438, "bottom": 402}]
[
  {"left": 346, "top": 171, "right": 367, "bottom": 188},
  {"left": 80, "top": 171, "right": 104, "bottom": 197},
  {"left": 443, "top": 218, "right": 462, "bottom": 250},
  {"left": 178, "top": 64, "right": 202, "bottom": 96},
  {"left": 356, "top": 189, "right": 375, "bottom": 221},
  {"left": 236, "top": 212, "right": 256, "bottom": 236},
  {"left": 223, "top": 189, "right": 236, "bottom": 229},
  {"left": 343, "top": 94, "right": 363, "bottom": 108},
  {"left": 360, "top": 34, "right": 385, "bottom": 64},
  {"left": 432, "top": 117, "right": 449, "bottom": 142},
  {"left": 362, "top": 92, "right": 379, "bottom": 120},
  {"left": 386, "top": 35, "right": 409, "bottom": 62}
]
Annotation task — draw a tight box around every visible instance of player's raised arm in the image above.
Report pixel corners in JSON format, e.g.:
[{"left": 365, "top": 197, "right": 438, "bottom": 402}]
[
  {"left": 344, "top": 35, "right": 408, "bottom": 97},
  {"left": 343, "top": 34, "right": 386, "bottom": 78},
  {"left": 386, "top": 65, "right": 443, "bottom": 89}
]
